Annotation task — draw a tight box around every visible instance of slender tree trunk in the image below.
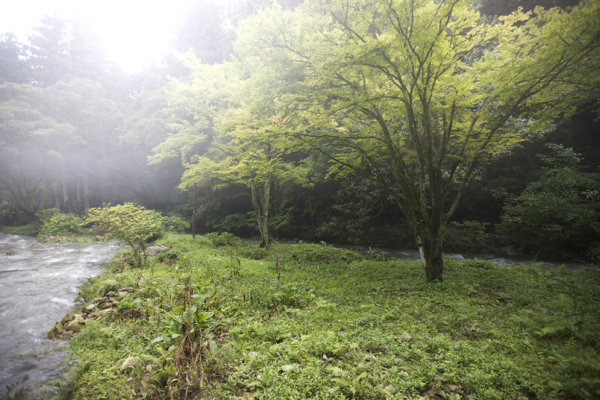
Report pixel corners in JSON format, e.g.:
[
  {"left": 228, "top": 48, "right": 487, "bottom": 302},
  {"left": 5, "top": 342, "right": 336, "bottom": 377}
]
[
  {"left": 36, "top": 185, "right": 48, "bottom": 215},
  {"left": 251, "top": 178, "right": 273, "bottom": 249},
  {"left": 61, "top": 166, "right": 68, "bottom": 204},
  {"left": 54, "top": 183, "right": 60, "bottom": 209},
  {"left": 261, "top": 176, "right": 271, "bottom": 247},
  {"left": 82, "top": 162, "right": 89, "bottom": 213},
  {"left": 192, "top": 183, "right": 196, "bottom": 240},
  {"left": 76, "top": 175, "right": 81, "bottom": 210}
]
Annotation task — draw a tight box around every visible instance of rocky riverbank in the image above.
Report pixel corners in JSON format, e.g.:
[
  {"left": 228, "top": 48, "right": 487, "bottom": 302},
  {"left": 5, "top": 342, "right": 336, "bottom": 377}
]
[
  {"left": 47, "top": 289, "right": 132, "bottom": 340},
  {"left": 46, "top": 245, "right": 170, "bottom": 341}
]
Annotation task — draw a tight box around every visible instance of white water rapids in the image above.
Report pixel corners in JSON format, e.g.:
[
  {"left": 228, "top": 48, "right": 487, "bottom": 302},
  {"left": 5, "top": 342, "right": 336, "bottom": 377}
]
[{"left": 0, "top": 233, "right": 121, "bottom": 399}]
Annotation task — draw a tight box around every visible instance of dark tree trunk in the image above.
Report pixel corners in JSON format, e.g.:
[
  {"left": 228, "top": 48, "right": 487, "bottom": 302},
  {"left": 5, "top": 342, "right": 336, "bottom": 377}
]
[{"left": 417, "top": 236, "right": 445, "bottom": 282}]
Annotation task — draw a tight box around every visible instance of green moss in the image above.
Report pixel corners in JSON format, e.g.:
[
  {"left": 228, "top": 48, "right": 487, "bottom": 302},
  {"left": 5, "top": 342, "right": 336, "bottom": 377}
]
[{"left": 60, "top": 233, "right": 600, "bottom": 399}]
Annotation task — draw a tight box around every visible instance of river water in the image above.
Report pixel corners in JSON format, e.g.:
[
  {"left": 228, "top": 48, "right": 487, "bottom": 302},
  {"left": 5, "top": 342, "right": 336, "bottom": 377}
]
[
  {"left": 337, "top": 245, "right": 589, "bottom": 270},
  {"left": 265, "top": 239, "right": 589, "bottom": 270},
  {"left": 0, "top": 233, "right": 121, "bottom": 399}
]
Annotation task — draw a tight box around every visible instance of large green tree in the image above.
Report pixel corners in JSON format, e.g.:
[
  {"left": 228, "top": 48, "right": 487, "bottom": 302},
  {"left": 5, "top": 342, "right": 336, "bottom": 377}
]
[{"left": 233, "top": 0, "right": 600, "bottom": 281}]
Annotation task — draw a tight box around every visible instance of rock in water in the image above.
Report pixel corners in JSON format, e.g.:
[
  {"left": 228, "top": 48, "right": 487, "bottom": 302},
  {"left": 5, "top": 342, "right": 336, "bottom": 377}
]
[
  {"left": 47, "top": 322, "right": 65, "bottom": 339},
  {"left": 47, "top": 328, "right": 57, "bottom": 340},
  {"left": 57, "top": 331, "right": 73, "bottom": 340}
]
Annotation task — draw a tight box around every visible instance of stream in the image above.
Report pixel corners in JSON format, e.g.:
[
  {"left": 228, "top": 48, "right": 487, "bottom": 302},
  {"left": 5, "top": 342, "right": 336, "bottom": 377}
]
[
  {"left": 0, "top": 233, "right": 121, "bottom": 399},
  {"left": 336, "top": 244, "right": 589, "bottom": 270},
  {"left": 248, "top": 239, "right": 590, "bottom": 270}
]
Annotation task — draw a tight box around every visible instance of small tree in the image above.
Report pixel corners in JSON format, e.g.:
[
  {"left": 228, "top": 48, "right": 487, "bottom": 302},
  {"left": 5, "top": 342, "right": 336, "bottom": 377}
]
[
  {"left": 83, "top": 203, "right": 163, "bottom": 267},
  {"left": 155, "top": 60, "right": 312, "bottom": 248}
]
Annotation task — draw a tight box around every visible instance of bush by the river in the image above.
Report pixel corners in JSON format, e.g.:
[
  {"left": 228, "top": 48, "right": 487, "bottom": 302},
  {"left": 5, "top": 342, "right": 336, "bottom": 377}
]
[
  {"left": 160, "top": 214, "right": 190, "bottom": 233},
  {"left": 39, "top": 210, "right": 82, "bottom": 236}
]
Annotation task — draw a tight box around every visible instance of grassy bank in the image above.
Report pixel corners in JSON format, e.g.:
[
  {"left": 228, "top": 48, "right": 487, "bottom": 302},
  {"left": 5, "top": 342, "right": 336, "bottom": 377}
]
[
  {"left": 0, "top": 224, "right": 39, "bottom": 236},
  {"left": 58, "top": 233, "right": 600, "bottom": 399}
]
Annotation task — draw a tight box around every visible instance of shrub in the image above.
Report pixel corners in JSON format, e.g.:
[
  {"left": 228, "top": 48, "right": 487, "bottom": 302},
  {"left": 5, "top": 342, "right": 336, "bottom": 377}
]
[
  {"left": 83, "top": 203, "right": 163, "bottom": 267},
  {"left": 39, "top": 213, "right": 82, "bottom": 236},
  {"left": 38, "top": 207, "right": 60, "bottom": 222},
  {"left": 444, "top": 220, "right": 489, "bottom": 254},
  {"left": 213, "top": 213, "right": 252, "bottom": 235},
  {"left": 205, "top": 232, "right": 240, "bottom": 247},
  {"left": 161, "top": 214, "right": 190, "bottom": 233},
  {"left": 141, "top": 209, "right": 165, "bottom": 241}
]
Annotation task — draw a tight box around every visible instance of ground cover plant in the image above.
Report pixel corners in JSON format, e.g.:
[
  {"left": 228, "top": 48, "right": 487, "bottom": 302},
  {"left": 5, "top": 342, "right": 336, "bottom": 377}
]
[{"left": 59, "top": 233, "right": 600, "bottom": 399}]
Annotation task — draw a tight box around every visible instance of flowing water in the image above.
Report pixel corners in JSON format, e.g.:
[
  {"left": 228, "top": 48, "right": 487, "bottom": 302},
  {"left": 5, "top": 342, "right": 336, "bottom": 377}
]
[
  {"left": 337, "top": 245, "right": 589, "bottom": 270},
  {"left": 268, "top": 239, "right": 589, "bottom": 270},
  {"left": 0, "top": 233, "right": 121, "bottom": 399}
]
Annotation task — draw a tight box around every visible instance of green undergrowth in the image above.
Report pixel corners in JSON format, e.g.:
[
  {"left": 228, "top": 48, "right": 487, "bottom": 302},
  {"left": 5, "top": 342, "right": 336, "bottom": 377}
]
[{"left": 58, "top": 233, "right": 600, "bottom": 400}]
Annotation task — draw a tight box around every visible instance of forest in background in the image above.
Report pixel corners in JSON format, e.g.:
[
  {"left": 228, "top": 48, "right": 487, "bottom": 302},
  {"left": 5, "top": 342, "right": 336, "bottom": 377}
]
[{"left": 1, "top": 0, "right": 599, "bottom": 264}]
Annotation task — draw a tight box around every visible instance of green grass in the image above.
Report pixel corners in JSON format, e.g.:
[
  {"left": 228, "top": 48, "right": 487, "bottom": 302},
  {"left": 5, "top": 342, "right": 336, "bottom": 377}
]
[
  {"left": 0, "top": 224, "right": 39, "bottom": 236},
  {"left": 59, "top": 233, "right": 600, "bottom": 400}
]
